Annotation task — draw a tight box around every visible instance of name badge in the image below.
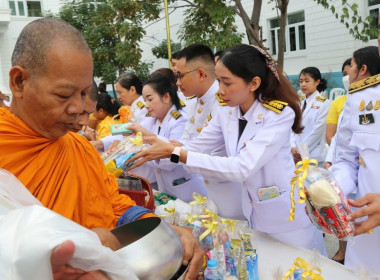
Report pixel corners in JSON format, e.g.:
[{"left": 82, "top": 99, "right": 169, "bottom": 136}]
[{"left": 359, "top": 113, "right": 374, "bottom": 125}]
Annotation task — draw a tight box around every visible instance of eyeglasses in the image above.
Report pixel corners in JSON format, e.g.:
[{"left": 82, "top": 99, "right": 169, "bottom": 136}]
[{"left": 176, "top": 69, "right": 198, "bottom": 81}]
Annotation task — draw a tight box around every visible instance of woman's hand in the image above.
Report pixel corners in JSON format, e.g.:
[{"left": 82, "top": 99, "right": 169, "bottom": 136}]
[
  {"left": 347, "top": 193, "right": 380, "bottom": 235},
  {"left": 126, "top": 136, "right": 174, "bottom": 170},
  {"left": 172, "top": 226, "right": 204, "bottom": 280},
  {"left": 324, "top": 161, "right": 332, "bottom": 170},
  {"left": 128, "top": 123, "right": 156, "bottom": 138}
]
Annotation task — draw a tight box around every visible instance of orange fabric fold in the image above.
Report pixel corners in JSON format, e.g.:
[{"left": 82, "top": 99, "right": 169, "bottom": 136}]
[{"left": 0, "top": 108, "right": 145, "bottom": 229}]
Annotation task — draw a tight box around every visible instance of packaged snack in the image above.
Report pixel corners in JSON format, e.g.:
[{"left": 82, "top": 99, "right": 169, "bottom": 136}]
[
  {"left": 282, "top": 256, "right": 323, "bottom": 280},
  {"left": 289, "top": 146, "right": 355, "bottom": 239},
  {"left": 111, "top": 123, "right": 133, "bottom": 135}
]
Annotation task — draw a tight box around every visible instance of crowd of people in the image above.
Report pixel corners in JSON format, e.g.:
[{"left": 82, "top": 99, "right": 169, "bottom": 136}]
[{"left": 1, "top": 15, "right": 380, "bottom": 279}]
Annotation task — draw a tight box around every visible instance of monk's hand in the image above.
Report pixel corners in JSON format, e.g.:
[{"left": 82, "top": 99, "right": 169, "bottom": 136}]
[
  {"left": 91, "top": 228, "right": 122, "bottom": 251},
  {"left": 106, "top": 140, "right": 121, "bottom": 154},
  {"left": 126, "top": 136, "right": 174, "bottom": 170},
  {"left": 51, "top": 240, "right": 110, "bottom": 280},
  {"left": 172, "top": 225, "right": 204, "bottom": 280},
  {"left": 347, "top": 193, "right": 380, "bottom": 235}
]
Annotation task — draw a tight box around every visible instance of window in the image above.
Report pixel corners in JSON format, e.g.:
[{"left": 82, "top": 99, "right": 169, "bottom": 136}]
[
  {"left": 269, "top": 11, "right": 306, "bottom": 55},
  {"left": 369, "top": 0, "right": 380, "bottom": 39},
  {"left": 8, "top": 1, "right": 42, "bottom": 17}
]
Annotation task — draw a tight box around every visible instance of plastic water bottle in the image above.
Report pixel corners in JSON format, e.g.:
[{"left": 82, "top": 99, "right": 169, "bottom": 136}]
[{"left": 204, "top": 259, "right": 223, "bottom": 280}]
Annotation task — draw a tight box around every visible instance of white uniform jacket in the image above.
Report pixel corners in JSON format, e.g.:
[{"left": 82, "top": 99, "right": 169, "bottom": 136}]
[
  {"left": 130, "top": 95, "right": 148, "bottom": 124},
  {"left": 184, "top": 100, "right": 325, "bottom": 252},
  {"left": 330, "top": 80, "right": 380, "bottom": 273},
  {"left": 181, "top": 80, "right": 244, "bottom": 220},
  {"left": 141, "top": 106, "right": 207, "bottom": 202},
  {"left": 291, "top": 91, "right": 331, "bottom": 163},
  {"left": 178, "top": 90, "right": 197, "bottom": 116}
]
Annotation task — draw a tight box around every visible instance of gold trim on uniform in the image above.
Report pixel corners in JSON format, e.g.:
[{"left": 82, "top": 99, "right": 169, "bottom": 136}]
[
  {"left": 349, "top": 73, "right": 380, "bottom": 94},
  {"left": 262, "top": 100, "right": 288, "bottom": 114},
  {"left": 359, "top": 100, "right": 365, "bottom": 111},
  {"left": 187, "top": 95, "right": 196, "bottom": 100},
  {"left": 207, "top": 113, "right": 212, "bottom": 121},
  {"left": 258, "top": 114, "right": 263, "bottom": 119},
  {"left": 180, "top": 99, "right": 186, "bottom": 107},
  {"left": 197, "top": 127, "right": 202, "bottom": 132},
  {"left": 358, "top": 155, "right": 367, "bottom": 168},
  {"left": 299, "top": 96, "right": 305, "bottom": 101},
  {"left": 366, "top": 101, "right": 373, "bottom": 111},
  {"left": 375, "top": 100, "right": 380, "bottom": 110},
  {"left": 199, "top": 99, "right": 204, "bottom": 105},
  {"left": 137, "top": 101, "right": 145, "bottom": 109},
  {"left": 316, "top": 96, "right": 327, "bottom": 102},
  {"left": 197, "top": 108, "right": 202, "bottom": 114},
  {"left": 170, "top": 110, "right": 182, "bottom": 120},
  {"left": 145, "top": 112, "right": 151, "bottom": 117},
  {"left": 215, "top": 93, "right": 227, "bottom": 106}
]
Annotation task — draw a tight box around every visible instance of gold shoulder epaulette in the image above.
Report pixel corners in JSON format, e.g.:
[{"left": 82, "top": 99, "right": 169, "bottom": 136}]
[
  {"left": 187, "top": 95, "right": 196, "bottom": 100},
  {"left": 316, "top": 96, "right": 326, "bottom": 102},
  {"left": 299, "top": 96, "right": 305, "bottom": 101},
  {"left": 145, "top": 112, "right": 151, "bottom": 117},
  {"left": 263, "top": 100, "right": 288, "bottom": 114},
  {"left": 171, "top": 110, "right": 182, "bottom": 120},
  {"left": 137, "top": 101, "right": 145, "bottom": 109},
  {"left": 180, "top": 99, "right": 186, "bottom": 107},
  {"left": 215, "top": 94, "right": 227, "bottom": 106},
  {"left": 349, "top": 73, "right": 380, "bottom": 94},
  {"left": 207, "top": 113, "right": 212, "bottom": 121}
]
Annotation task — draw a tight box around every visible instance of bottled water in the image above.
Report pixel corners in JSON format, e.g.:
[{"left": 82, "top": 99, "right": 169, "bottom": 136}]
[{"left": 204, "top": 259, "right": 223, "bottom": 280}]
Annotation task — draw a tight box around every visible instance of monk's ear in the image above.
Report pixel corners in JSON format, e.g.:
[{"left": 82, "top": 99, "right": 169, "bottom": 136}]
[{"left": 9, "top": 66, "right": 30, "bottom": 99}]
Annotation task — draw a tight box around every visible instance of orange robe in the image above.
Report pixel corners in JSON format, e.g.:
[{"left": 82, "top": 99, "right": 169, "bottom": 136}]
[{"left": 0, "top": 108, "right": 153, "bottom": 229}]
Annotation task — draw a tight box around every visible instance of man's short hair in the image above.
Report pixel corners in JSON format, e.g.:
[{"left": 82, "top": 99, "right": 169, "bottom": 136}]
[
  {"left": 88, "top": 81, "right": 99, "bottom": 102},
  {"left": 171, "top": 50, "right": 181, "bottom": 60},
  {"left": 11, "top": 18, "right": 90, "bottom": 76},
  {"left": 177, "top": 44, "right": 215, "bottom": 65}
]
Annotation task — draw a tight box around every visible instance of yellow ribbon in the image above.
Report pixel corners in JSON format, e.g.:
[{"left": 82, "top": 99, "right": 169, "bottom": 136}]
[
  {"left": 189, "top": 192, "right": 208, "bottom": 206},
  {"left": 159, "top": 207, "right": 176, "bottom": 218},
  {"left": 220, "top": 219, "right": 237, "bottom": 236},
  {"left": 131, "top": 132, "right": 143, "bottom": 146},
  {"left": 199, "top": 209, "right": 218, "bottom": 221},
  {"left": 283, "top": 257, "right": 323, "bottom": 280},
  {"left": 199, "top": 219, "right": 219, "bottom": 241},
  {"left": 289, "top": 158, "right": 318, "bottom": 221},
  {"left": 184, "top": 213, "right": 198, "bottom": 224}
]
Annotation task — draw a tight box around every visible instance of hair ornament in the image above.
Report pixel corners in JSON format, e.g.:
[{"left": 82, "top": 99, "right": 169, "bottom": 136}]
[{"left": 250, "top": 45, "right": 280, "bottom": 82}]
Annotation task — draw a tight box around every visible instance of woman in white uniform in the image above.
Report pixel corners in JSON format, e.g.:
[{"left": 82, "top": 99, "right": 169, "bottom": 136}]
[
  {"left": 130, "top": 73, "right": 207, "bottom": 202},
  {"left": 291, "top": 67, "right": 331, "bottom": 166},
  {"left": 330, "top": 46, "right": 380, "bottom": 273},
  {"left": 128, "top": 44, "right": 326, "bottom": 254}
]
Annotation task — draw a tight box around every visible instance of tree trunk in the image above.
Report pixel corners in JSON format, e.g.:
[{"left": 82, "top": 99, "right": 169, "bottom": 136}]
[{"left": 277, "top": 0, "right": 289, "bottom": 70}]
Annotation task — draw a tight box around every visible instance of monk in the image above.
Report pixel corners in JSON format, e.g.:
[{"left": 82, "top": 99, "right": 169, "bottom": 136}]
[{"left": 0, "top": 18, "right": 203, "bottom": 279}]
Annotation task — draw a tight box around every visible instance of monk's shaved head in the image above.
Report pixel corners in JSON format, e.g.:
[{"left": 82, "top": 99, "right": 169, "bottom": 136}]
[
  {"left": 11, "top": 18, "right": 90, "bottom": 77},
  {"left": 88, "top": 81, "right": 99, "bottom": 102}
]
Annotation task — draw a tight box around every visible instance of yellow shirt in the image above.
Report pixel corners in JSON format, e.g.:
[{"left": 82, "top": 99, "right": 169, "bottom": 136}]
[
  {"left": 326, "top": 95, "right": 347, "bottom": 124},
  {"left": 96, "top": 115, "right": 122, "bottom": 140}
]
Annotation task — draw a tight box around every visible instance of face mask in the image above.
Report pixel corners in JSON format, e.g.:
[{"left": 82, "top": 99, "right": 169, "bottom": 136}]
[{"left": 342, "top": 75, "right": 350, "bottom": 91}]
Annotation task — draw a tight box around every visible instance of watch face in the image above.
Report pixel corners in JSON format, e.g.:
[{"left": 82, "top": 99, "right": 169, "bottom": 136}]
[{"left": 170, "top": 153, "right": 180, "bottom": 163}]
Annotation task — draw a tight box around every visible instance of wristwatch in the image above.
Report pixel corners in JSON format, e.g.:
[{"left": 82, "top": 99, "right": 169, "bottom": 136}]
[{"left": 170, "top": 147, "right": 181, "bottom": 163}]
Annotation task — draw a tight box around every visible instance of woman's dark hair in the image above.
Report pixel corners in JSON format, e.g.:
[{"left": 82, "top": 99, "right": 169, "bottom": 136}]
[
  {"left": 144, "top": 74, "right": 182, "bottom": 110},
  {"left": 150, "top": 68, "right": 177, "bottom": 86},
  {"left": 218, "top": 44, "right": 303, "bottom": 134},
  {"left": 352, "top": 46, "right": 380, "bottom": 77},
  {"left": 342, "top": 58, "right": 351, "bottom": 73},
  {"left": 96, "top": 92, "right": 121, "bottom": 118},
  {"left": 115, "top": 72, "right": 143, "bottom": 95},
  {"left": 299, "top": 67, "right": 327, "bottom": 93}
]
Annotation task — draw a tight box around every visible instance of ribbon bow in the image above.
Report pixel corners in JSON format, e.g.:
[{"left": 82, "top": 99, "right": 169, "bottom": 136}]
[
  {"left": 131, "top": 132, "right": 143, "bottom": 146},
  {"left": 220, "top": 219, "right": 237, "bottom": 236},
  {"left": 189, "top": 192, "right": 208, "bottom": 206},
  {"left": 159, "top": 207, "right": 176, "bottom": 218},
  {"left": 289, "top": 158, "right": 318, "bottom": 221},
  {"left": 184, "top": 213, "right": 198, "bottom": 224},
  {"left": 283, "top": 257, "right": 323, "bottom": 280},
  {"left": 199, "top": 209, "right": 218, "bottom": 221},
  {"left": 118, "top": 106, "right": 134, "bottom": 123},
  {"left": 199, "top": 219, "right": 219, "bottom": 241}
]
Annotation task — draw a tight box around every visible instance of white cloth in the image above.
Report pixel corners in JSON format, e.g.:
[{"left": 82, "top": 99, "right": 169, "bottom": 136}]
[
  {"left": 180, "top": 80, "right": 245, "bottom": 220},
  {"left": 330, "top": 83, "right": 380, "bottom": 273},
  {"left": 291, "top": 91, "right": 331, "bottom": 163},
  {"left": 325, "top": 107, "right": 345, "bottom": 163},
  {"left": 184, "top": 101, "right": 326, "bottom": 253},
  {"left": 139, "top": 106, "right": 207, "bottom": 202}
]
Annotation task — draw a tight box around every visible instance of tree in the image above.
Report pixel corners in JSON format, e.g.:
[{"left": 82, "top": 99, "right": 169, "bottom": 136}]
[
  {"left": 54, "top": 0, "right": 161, "bottom": 91},
  {"left": 152, "top": 39, "right": 182, "bottom": 59}
]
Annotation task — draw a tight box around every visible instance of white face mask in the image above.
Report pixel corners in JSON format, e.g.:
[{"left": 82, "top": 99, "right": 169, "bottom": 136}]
[{"left": 342, "top": 75, "right": 350, "bottom": 91}]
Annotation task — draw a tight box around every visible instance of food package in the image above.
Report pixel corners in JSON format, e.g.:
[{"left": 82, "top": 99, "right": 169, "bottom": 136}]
[{"left": 290, "top": 144, "right": 355, "bottom": 239}]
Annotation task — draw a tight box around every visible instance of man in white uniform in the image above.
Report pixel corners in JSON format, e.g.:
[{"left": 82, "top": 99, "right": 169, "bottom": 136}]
[{"left": 175, "top": 44, "right": 244, "bottom": 219}]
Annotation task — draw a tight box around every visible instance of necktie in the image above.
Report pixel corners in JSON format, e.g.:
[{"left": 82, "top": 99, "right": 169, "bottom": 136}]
[
  {"left": 238, "top": 118, "right": 248, "bottom": 140},
  {"left": 302, "top": 100, "right": 307, "bottom": 112},
  {"left": 157, "top": 126, "right": 161, "bottom": 135}
]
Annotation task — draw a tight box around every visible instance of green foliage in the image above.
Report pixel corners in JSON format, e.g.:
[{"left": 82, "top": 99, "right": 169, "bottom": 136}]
[
  {"left": 151, "top": 39, "right": 182, "bottom": 59},
  {"left": 54, "top": 0, "right": 161, "bottom": 83},
  {"left": 176, "top": 0, "right": 244, "bottom": 50},
  {"left": 312, "top": 0, "right": 378, "bottom": 42}
]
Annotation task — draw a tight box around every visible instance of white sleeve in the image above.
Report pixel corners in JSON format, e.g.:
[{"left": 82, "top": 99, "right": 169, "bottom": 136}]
[
  {"left": 325, "top": 135, "right": 336, "bottom": 163},
  {"left": 185, "top": 108, "right": 295, "bottom": 182},
  {"left": 100, "top": 135, "right": 124, "bottom": 152},
  {"left": 329, "top": 94, "right": 358, "bottom": 195}
]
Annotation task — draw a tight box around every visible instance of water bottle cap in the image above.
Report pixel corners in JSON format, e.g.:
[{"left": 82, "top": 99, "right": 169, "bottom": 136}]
[{"left": 207, "top": 259, "right": 218, "bottom": 268}]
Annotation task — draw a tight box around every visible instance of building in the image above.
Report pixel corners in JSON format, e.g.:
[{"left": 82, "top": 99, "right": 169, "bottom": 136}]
[{"left": 0, "top": 0, "right": 378, "bottom": 96}]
